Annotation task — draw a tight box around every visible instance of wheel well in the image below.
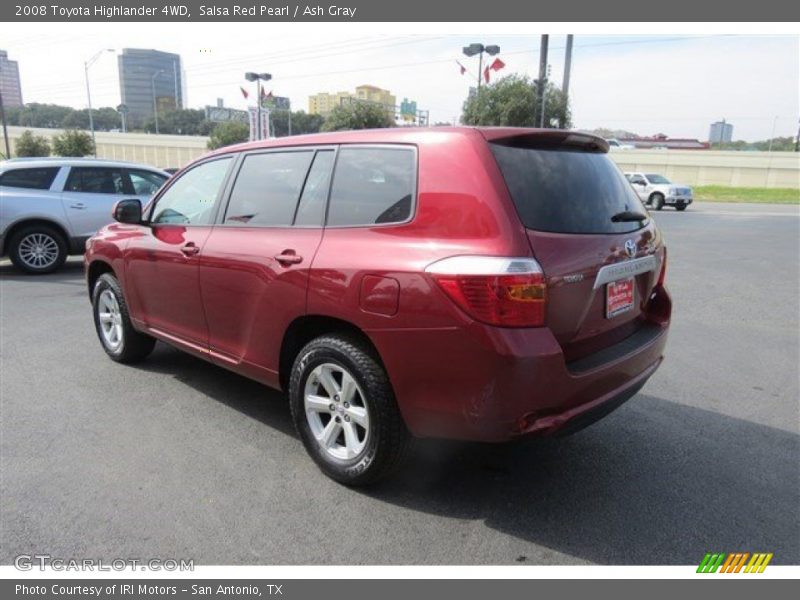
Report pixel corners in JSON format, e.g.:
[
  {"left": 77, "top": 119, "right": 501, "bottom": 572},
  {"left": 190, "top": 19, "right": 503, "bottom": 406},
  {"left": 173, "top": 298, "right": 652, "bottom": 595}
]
[
  {"left": 278, "top": 315, "right": 382, "bottom": 391},
  {"left": 86, "top": 260, "right": 115, "bottom": 296},
  {"left": 2, "top": 218, "right": 70, "bottom": 256},
  {"left": 649, "top": 191, "right": 664, "bottom": 200}
]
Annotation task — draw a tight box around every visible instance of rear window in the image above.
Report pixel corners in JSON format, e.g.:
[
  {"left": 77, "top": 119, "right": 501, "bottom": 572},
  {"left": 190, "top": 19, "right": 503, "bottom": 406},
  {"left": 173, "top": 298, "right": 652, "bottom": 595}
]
[
  {"left": 490, "top": 144, "right": 648, "bottom": 234},
  {"left": 327, "top": 147, "right": 415, "bottom": 227},
  {"left": 0, "top": 167, "right": 59, "bottom": 190}
]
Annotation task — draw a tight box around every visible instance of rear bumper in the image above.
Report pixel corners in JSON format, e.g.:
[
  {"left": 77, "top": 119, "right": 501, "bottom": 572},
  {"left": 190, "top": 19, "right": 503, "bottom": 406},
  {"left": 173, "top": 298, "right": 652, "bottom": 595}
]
[{"left": 370, "top": 300, "right": 669, "bottom": 442}]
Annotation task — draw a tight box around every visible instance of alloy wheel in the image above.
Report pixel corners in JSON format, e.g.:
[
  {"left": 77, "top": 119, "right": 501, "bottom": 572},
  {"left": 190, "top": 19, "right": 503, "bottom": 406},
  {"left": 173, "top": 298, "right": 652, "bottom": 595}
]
[
  {"left": 17, "top": 233, "right": 60, "bottom": 270},
  {"left": 304, "top": 362, "right": 370, "bottom": 460},
  {"left": 97, "top": 289, "right": 124, "bottom": 351}
]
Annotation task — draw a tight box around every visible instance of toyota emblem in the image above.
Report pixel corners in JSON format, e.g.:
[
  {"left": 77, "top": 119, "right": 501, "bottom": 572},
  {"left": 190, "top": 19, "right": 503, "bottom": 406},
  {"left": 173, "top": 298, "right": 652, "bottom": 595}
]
[{"left": 624, "top": 239, "right": 636, "bottom": 258}]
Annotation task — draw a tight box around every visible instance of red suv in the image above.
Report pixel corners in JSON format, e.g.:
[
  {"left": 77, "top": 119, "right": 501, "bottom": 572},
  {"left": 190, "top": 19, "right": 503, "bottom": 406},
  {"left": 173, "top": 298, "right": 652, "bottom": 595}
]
[{"left": 85, "top": 127, "right": 670, "bottom": 485}]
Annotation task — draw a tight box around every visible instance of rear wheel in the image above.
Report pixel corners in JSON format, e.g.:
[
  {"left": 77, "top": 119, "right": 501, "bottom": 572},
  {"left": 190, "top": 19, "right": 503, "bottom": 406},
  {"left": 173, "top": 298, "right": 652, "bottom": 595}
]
[
  {"left": 651, "top": 193, "right": 665, "bottom": 211},
  {"left": 289, "top": 335, "right": 411, "bottom": 485},
  {"left": 92, "top": 273, "right": 155, "bottom": 363},
  {"left": 8, "top": 225, "right": 67, "bottom": 274}
]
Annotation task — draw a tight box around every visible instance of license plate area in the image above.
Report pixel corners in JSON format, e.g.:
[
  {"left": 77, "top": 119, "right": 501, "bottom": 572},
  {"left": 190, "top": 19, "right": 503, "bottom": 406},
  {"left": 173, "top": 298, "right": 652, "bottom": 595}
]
[{"left": 606, "top": 278, "right": 634, "bottom": 318}]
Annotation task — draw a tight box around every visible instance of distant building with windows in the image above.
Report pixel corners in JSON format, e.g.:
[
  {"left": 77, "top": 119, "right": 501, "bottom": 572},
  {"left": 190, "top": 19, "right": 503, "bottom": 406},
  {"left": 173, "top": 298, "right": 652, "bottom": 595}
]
[
  {"left": 709, "top": 121, "right": 734, "bottom": 144},
  {"left": 118, "top": 48, "right": 184, "bottom": 129},
  {"left": 0, "top": 50, "right": 23, "bottom": 107},
  {"left": 309, "top": 85, "right": 396, "bottom": 116}
]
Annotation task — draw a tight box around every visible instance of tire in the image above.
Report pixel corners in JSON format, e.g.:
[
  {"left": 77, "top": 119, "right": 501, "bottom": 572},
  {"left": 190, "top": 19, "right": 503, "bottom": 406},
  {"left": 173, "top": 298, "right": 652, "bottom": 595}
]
[
  {"left": 92, "top": 273, "right": 155, "bottom": 363},
  {"left": 289, "top": 335, "right": 412, "bottom": 486},
  {"left": 651, "top": 193, "right": 665, "bottom": 211},
  {"left": 8, "top": 224, "right": 68, "bottom": 274},
  {"left": 676, "top": 204, "right": 687, "bottom": 211}
]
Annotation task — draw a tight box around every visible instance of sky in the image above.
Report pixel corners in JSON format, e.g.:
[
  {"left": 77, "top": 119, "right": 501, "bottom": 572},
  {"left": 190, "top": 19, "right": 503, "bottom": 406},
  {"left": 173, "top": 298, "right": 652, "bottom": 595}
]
[{"left": 2, "top": 24, "right": 798, "bottom": 142}]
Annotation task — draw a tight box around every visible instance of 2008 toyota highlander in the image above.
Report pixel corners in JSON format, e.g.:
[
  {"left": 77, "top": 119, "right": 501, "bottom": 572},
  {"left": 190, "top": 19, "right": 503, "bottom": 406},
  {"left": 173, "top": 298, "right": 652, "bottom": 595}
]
[{"left": 84, "top": 127, "right": 671, "bottom": 485}]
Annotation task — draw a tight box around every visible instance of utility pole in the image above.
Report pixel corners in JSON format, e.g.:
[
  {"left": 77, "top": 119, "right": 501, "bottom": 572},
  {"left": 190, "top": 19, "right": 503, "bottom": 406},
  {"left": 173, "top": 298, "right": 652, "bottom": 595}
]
[
  {"left": 562, "top": 34, "right": 574, "bottom": 100},
  {"left": 84, "top": 49, "right": 114, "bottom": 157},
  {"left": 537, "top": 35, "right": 549, "bottom": 128}
]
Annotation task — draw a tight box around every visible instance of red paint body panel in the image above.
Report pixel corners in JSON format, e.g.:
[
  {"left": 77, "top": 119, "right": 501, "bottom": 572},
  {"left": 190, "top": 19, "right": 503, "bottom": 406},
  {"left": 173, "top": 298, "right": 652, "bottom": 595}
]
[{"left": 85, "top": 127, "right": 671, "bottom": 443}]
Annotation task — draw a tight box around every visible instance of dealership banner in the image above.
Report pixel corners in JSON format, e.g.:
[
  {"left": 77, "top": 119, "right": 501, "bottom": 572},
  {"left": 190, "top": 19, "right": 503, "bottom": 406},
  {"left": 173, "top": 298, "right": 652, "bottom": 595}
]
[
  {"left": 2, "top": 0, "right": 799, "bottom": 22},
  {"left": 3, "top": 579, "right": 798, "bottom": 599}
]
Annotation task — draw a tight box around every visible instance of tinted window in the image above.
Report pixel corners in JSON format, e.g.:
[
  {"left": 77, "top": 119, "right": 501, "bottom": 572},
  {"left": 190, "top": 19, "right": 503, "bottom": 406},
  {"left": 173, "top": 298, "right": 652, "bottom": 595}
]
[
  {"left": 327, "top": 147, "right": 415, "bottom": 227},
  {"left": 490, "top": 144, "right": 648, "bottom": 234},
  {"left": 128, "top": 169, "right": 167, "bottom": 196},
  {"left": 65, "top": 167, "right": 127, "bottom": 194},
  {"left": 224, "top": 151, "right": 313, "bottom": 226},
  {"left": 151, "top": 158, "right": 231, "bottom": 226},
  {"left": 294, "top": 150, "right": 334, "bottom": 226},
  {"left": 0, "top": 167, "right": 59, "bottom": 190}
]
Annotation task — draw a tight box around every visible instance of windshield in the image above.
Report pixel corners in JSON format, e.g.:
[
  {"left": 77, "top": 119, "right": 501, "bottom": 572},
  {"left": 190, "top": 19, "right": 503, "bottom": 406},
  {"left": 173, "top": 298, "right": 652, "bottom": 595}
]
[
  {"left": 491, "top": 143, "right": 648, "bottom": 234},
  {"left": 645, "top": 174, "right": 671, "bottom": 184}
]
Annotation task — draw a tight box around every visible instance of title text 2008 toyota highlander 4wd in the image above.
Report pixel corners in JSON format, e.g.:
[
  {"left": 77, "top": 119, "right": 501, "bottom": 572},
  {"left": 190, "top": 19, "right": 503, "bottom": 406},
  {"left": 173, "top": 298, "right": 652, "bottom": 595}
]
[{"left": 85, "top": 127, "right": 671, "bottom": 485}]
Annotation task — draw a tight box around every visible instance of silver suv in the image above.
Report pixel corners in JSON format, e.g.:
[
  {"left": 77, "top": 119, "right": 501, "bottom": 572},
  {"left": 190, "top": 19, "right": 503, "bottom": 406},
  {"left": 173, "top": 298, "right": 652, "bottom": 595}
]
[{"left": 0, "top": 158, "right": 168, "bottom": 273}]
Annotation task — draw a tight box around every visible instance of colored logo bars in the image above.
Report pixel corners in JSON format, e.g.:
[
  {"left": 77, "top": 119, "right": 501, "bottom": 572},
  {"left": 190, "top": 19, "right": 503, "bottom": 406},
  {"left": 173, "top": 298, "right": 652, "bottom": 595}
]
[{"left": 697, "top": 552, "right": 773, "bottom": 573}]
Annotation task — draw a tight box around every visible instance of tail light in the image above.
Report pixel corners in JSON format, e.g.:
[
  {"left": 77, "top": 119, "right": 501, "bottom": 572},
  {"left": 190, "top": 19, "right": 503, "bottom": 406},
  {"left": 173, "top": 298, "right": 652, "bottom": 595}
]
[
  {"left": 425, "top": 256, "right": 547, "bottom": 327},
  {"left": 657, "top": 247, "right": 667, "bottom": 287}
]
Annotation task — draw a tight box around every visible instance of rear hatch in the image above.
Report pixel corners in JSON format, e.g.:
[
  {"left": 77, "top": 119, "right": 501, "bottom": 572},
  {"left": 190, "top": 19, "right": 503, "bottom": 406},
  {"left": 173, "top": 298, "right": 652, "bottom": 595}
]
[{"left": 487, "top": 131, "right": 664, "bottom": 361}]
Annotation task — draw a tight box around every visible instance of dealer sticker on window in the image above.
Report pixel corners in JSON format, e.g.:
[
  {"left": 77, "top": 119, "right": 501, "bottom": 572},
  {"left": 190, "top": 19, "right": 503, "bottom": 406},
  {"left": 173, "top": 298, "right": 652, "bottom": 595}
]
[{"left": 606, "top": 278, "right": 635, "bottom": 318}]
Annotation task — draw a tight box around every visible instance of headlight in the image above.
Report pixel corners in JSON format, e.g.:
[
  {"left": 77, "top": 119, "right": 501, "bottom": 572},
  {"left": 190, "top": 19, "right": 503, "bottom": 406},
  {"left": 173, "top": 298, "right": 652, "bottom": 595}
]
[{"left": 669, "top": 187, "right": 678, "bottom": 195}]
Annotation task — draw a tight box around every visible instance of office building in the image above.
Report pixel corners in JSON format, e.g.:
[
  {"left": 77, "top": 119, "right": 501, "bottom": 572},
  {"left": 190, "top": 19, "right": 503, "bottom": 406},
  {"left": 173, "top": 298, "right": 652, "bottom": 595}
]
[
  {"left": 0, "top": 50, "right": 23, "bottom": 107},
  {"left": 709, "top": 121, "right": 734, "bottom": 144},
  {"left": 309, "top": 85, "right": 396, "bottom": 116},
  {"left": 118, "top": 48, "right": 183, "bottom": 129}
]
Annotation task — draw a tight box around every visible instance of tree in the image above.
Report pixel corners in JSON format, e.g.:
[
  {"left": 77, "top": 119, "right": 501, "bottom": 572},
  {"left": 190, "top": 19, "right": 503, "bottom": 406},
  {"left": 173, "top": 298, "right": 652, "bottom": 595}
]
[
  {"left": 461, "top": 74, "right": 571, "bottom": 129},
  {"left": 52, "top": 129, "right": 95, "bottom": 157},
  {"left": 143, "top": 109, "right": 213, "bottom": 135},
  {"left": 321, "top": 101, "right": 395, "bottom": 132},
  {"left": 207, "top": 121, "right": 249, "bottom": 150},
  {"left": 270, "top": 110, "right": 326, "bottom": 137},
  {"left": 14, "top": 130, "right": 51, "bottom": 157}
]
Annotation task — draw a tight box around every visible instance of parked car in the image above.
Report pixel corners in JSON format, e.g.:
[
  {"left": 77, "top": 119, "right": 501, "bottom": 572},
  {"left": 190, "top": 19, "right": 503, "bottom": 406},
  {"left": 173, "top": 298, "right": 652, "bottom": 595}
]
[
  {"left": 0, "top": 158, "right": 169, "bottom": 273},
  {"left": 606, "top": 138, "right": 636, "bottom": 150},
  {"left": 85, "top": 128, "right": 671, "bottom": 485},
  {"left": 625, "top": 172, "right": 693, "bottom": 211}
]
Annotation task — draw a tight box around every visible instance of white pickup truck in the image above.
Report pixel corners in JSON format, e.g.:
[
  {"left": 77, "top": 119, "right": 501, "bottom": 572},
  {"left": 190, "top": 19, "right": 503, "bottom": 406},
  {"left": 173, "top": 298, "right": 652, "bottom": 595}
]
[{"left": 624, "top": 172, "right": 693, "bottom": 211}]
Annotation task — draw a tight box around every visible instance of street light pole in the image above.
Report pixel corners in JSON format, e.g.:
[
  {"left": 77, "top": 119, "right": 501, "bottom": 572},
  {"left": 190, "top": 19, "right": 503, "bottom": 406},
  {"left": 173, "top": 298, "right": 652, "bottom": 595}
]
[
  {"left": 244, "top": 72, "right": 272, "bottom": 140},
  {"left": 84, "top": 49, "right": 114, "bottom": 157},
  {"left": 462, "top": 43, "right": 500, "bottom": 96},
  {"left": 151, "top": 70, "right": 165, "bottom": 134}
]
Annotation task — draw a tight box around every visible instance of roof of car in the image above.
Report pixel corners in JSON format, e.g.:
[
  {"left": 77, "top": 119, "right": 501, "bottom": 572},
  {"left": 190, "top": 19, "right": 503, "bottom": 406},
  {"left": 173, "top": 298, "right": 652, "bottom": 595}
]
[
  {"left": 206, "top": 127, "right": 609, "bottom": 159},
  {"left": 0, "top": 157, "right": 168, "bottom": 175}
]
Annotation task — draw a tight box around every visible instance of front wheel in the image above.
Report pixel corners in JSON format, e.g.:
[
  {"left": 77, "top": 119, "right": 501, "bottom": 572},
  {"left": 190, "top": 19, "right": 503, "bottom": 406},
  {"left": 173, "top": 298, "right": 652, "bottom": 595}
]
[
  {"left": 676, "top": 204, "right": 687, "bottom": 211},
  {"left": 289, "top": 335, "right": 412, "bottom": 485},
  {"left": 92, "top": 273, "right": 155, "bottom": 363},
  {"left": 8, "top": 225, "right": 67, "bottom": 274},
  {"left": 651, "top": 193, "right": 665, "bottom": 211}
]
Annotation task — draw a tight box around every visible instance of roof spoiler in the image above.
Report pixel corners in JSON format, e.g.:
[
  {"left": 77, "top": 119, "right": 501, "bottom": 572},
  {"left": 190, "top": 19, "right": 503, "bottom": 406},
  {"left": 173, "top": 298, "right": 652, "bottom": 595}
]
[{"left": 481, "top": 129, "right": 609, "bottom": 153}]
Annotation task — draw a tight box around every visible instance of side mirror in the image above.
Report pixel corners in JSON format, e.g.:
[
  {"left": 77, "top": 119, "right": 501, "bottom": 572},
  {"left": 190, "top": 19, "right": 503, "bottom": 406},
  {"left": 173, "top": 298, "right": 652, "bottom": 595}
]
[{"left": 113, "top": 199, "right": 143, "bottom": 224}]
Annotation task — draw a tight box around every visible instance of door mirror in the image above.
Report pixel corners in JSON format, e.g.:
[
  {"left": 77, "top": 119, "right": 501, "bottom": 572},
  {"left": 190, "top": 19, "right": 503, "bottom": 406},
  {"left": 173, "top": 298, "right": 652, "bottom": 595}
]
[{"left": 113, "top": 199, "right": 143, "bottom": 224}]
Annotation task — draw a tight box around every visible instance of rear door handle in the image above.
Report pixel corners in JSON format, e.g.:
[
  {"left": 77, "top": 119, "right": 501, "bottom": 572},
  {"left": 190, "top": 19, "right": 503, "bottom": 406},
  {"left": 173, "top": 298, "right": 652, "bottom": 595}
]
[
  {"left": 180, "top": 242, "right": 200, "bottom": 256},
  {"left": 70, "top": 202, "right": 87, "bottom": 209},
  {"left": 274, "top": 250, "right": 303, "bottom": 266}
]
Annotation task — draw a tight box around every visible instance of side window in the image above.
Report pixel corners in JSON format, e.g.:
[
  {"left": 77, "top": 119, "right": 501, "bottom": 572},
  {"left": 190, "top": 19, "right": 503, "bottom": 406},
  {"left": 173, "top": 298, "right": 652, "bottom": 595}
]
[
  {"left": 630, "top": 175, "right": 646, "bottom": 185},
  {"left": 224, "top": 151, "right": 313, "bottom": 226},
  {"left": 151, "top": 157, "right": 231, "bottom": 226},
  {"left": 65, "top": 167, "right": 127, "bottom": 194},
  {"left": 294, "top": 150, "right": 334, "bottom": 226},
  {"left": 327, "top": 147, "right": 415, "bottom": 227},
  {"left": 0, "top": 167, "right": 60, "bottom": 190},
  {"left": 128, "top": 169, "right": 167, "bottom": 196}
]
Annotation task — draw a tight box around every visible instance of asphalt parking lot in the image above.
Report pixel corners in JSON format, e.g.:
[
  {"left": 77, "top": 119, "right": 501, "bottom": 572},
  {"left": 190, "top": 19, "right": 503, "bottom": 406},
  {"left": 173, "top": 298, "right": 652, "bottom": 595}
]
[{"left": 1, "top": 201, "right": 798, "bottom": 566}]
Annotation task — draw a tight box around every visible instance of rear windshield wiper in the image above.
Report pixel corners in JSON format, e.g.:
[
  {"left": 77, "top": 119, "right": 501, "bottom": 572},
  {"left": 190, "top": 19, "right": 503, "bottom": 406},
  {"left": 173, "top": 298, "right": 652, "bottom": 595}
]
[{"left": 611, "top": 210, "right": 648, "bottom": 223}]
